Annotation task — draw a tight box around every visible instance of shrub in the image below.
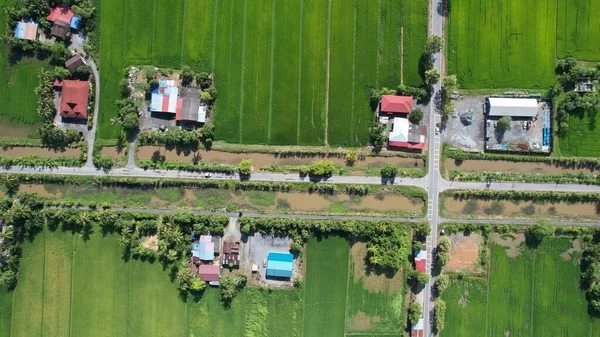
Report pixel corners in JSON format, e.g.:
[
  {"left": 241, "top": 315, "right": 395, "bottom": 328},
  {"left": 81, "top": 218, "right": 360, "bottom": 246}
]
[
  {"left": 308, "top": 160, "right": 334, "bottom": 176},
  {"left": 180, "top": 65, "right": 195, "bottom": 86},
  {"left": 436, "top": 273, "right": 450, "bottom": 294},
  {"left": 435, "top": 299, "right": 446, "bottom": 332},
  {"left": 408, "top": 301, "right": 423, "bottom": 325},
  {"left": 497, "top": 116, "right": 512, "bottom": 131},
  {"left": 196, "top": 72, "right": 212, "bottom": 89},
  {"left": 409, "top": 108, "right": 424, "bottom": 124},
  {"left": 238, "top": 159, "right": 252, "bottom": 175},
  {"left": 380, "top": 163, "right": 398, "bottom": 178}
]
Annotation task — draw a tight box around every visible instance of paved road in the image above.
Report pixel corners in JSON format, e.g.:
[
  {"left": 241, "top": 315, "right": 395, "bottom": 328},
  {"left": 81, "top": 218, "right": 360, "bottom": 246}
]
[
  {"left": 85, "top": 58, "right": 100, "bottom": 169},
  {"left": 423, "top": 0, "right": 445, "bottom": 335}
]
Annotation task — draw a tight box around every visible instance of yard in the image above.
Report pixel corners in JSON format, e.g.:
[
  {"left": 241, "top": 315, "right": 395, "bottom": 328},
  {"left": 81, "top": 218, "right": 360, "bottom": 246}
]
[
  {"left": 555, "top": 108, "right": 600, "bottom": 157},
  {"left": 96, "top": 0, "right": 427, "bottom": 146},
  {"left": 4, "top": 227, "right": 408, "bottom": 337},
  {"left": 440, "top": 237, "right": 600, "bottom": 337},
  {"left": 0, "top": 0, "right": 46, "bottom": 137}
]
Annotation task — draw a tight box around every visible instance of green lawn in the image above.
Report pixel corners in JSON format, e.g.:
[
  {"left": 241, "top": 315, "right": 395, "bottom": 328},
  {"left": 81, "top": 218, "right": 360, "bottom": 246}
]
[
  {"left": 556, "top": 0, "right": 600, "bottom": 61},
  {"left": 0, "top": 0, "right": 46, "bottom": 134},
  {"left": 441, "top": 238, "right": 600, "bottom": 337},
  {"left": 447, "top": 0, "right": 557, "bottom": 89},
  {"left": 96, "top": 0, "right": 427, "bottom": 145},
  {"left": 556, "top": 108, "right": 600, "bottom": 157}
]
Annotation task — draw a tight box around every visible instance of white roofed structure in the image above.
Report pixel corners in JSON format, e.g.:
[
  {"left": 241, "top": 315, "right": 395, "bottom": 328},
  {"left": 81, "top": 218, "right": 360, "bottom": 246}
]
[{"left": 488, "top": 98, "right": 538, "bottom": 117}]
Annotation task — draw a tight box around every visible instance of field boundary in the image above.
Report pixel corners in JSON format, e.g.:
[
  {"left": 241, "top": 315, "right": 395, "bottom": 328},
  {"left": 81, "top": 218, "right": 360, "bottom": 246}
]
[
  {"left": 69, "top": 235, "right": 75, "bottom": 337},
  {"left": 238, "top": 0, "right": 249, "bottom": 144},
  {"left": 400, "top": 26, "right": 404, "bottom": 85},
  {"left": 350, "top": 0, "right": 358, "bottom": 143},
  {"left": 267, "top": 0, "right": 276, "bottom": 142},
  {"left": 40, "top": 231, "right": 47, "bottom": 336},
  {"left": 296, "top": 0, "right": 304, "bottom": 145},
  {"left": 324, "top": 0, "right": 332, "bottom": 146}
]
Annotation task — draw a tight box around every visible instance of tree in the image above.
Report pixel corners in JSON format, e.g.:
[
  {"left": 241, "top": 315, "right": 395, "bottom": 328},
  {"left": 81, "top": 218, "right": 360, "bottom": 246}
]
[
  {"left": 346, "top": 151, "right": 359, "bottom": 164},
  {"left": 436, "top": 273, "right": 450, "bottom": 294},
  {"left": 437, "top": 251, "right": 450, "bottom": 267},
  {"left": 438, "top": 237, "right": 451, "bottom": 252},
  {"left": 380, "top": 163, "right": 397, "bottom": 178},
  {"left": 93, "top": 156, "right": 115, "bottom": 170},
  {"left": 369, "top": 122, "right": 386, "bottom": 148},
  {"left": 0, "top": 174, "right": 19, "bottom": 196},
  {"left": 308, "top": 160, "right": 335, "bottom": 176},
  {"left": 176, "top": 265, "right": 193, "bottom": 292},
  {"left": 407, "top": 301, "right": 423, "bottom": 324},
  {"left": 435, "top": 299, "right": 446, "bottom": 332},
  {"left": 190, "top": 278, "right": 207, "bottom": 293},
  {"left": 497, "top": 116, "right": 512, "bottom": 132},
  {"left": 75, "top": 65, "right": 91, "bottom": 79},
  {"left": 527, "top": 220, "right": 553, "bottom": 243},
  {"left": 196, "top": 72, "right": 212, "bottom": 89},
  {"left": 200, "top": 91, "right": 213, "bottom": 104},
  {"left": 425, "top": 68, "right": 441, "bottom": 84},
  {"left": 53, "top": 66, "right": 71, "bottom": 80},
  {"left": 219, "top": 275, "right": 246, "bottom": 305},
  {"left": 411, "top": 270, "right": 429, "bottom": 285},
  {"left": 238, "top": 159, "right": 252, "bottom": 175},
  {"left": 426, "top": 35, "right": 444, "bottom": 54},
  {"left": 409, "top": 108, "right": 424, "bottom": 124},
  {"left": 72, "top": 0, "right": 95, "bottom": 19},
  {"left": 181, "top": 65, "right": 195, "bottom": 86}
]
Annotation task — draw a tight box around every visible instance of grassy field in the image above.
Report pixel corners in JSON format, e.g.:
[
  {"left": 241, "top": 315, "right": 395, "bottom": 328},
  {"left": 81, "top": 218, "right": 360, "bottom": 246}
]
[
  {"left": 447, "top": 0, "right": 557, "bottom": 89},
  {"left": 0, "top": 0, "right": 45, "bottom": 135},
  {"left": 556, "top": 0, "right": 600, "bottom": 61},
  {"left": 97, "top": 0, "right": 427, "bottom": 145},
  {"left": 6, "top": 228, "right": 407, "bottom": 337},
  {"left": 441, "top": 238, "right": 600, "bottom": 337},
  {"left": 555, "top": 108, "right": 600, "bottom": 157}
]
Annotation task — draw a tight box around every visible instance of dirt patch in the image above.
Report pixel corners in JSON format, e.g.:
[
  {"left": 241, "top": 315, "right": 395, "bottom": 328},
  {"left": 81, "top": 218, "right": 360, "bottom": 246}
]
[
  {"left": 357, "top": 194, "right": 423, "bottom": 212},
  {"left": 348, "top": 311, "right": 380, "bottom": 331},
  {"left": 276, "top": 192, "right": 330, "bottom": 211},
  {"left": 0, "top": 146, "right": 80, "bottom": 157},
  {"left": 137, "top": 146, "right": 423, "bottom": 169},
  {"left": 140, "top": 235, "right": 159, "bottom": 251},
  {"left": 446, "top": 159, "right": 595, "bottom": 175},
  {"left": 444, "top": 198, "right": 600, "bottom": 220},
  {"left": 350, "top": 242, "right": 403, "bottom": 293},
  {"left": 458, "top": 288, "right": 469, "bottom": 308},
  {"left": 560, "top": 239, "right": 582, "bottom": 262},
  {"left": 19, "top": 184, "right": 61, "bottom": 198},
  {"left": 100, "top": 147, "right": 127, "bottom": 159},
  {"left": 446, "top": 233, "right": 482, "bottom": 272},
  {"left": 491, "top": 233, "right": 525, "bottom": 258}
]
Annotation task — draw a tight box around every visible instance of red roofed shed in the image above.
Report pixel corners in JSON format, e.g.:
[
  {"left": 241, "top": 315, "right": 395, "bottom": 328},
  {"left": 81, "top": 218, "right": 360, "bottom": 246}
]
[
  {"left": 47, "top": 4, "right": 74, "bottom": 23},
  {"left": 381, "top": 95, "right": 413, "bottom": 114},
  {"left": 60, "top": 80, "right": 89, "bottom": 119},
  {"left": 197, "top": 264, "right": 220, "bottom": 282}
]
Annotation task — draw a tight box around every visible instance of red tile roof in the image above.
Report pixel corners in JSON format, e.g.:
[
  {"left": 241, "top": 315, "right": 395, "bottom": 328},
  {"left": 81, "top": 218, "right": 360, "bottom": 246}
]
[
  {"left": 60, "top": 80, "right": 89, "bottom": 119},
  {"left": 53, "top": 79, "right": 63, "bottom": 87},
  {"left": 47, "top": 4, "right": 74, "bottom": 23},
  {"left": 388, "top": 141, "right": 425, "bottom": 150},
  {"left": 381, "top": 95, "right": 413, "bottom": 113},
  {"left": 415, "top": 259, "right": 426, "bottom": 273},
  {"left": 197, "top": 264, "right": 220, "bottom": 282},
  {"left": 411, "top": 328, "right": 424, "bottom": 337}
]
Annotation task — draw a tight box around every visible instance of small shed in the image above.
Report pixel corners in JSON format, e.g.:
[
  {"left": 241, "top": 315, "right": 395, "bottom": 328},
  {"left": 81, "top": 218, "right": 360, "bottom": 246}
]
[
  {"left": 70, "top": 15, "right": 81, "bottom": 29},
  {"left": 266, "top": 252, "right": 293, "bottom": 279},
  {"left": 65, "top": 54, "right": 86, "bottom": 73},
  {"left": 51, "top": 20, "right": 70, "bottom": 39},
  {"left": 197, "top": 264, "right": 220, "bottom": 282}
]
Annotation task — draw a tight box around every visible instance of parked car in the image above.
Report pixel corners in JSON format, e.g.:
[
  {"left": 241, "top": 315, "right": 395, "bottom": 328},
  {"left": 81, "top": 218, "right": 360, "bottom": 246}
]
[
  {"left": 204, "top": 173, "right": 212, "bottom": 178},
  {"left": 435, "top": 126, "right": 440, "bottom": 135},
  {"left": 262, "top": 259, "right": 267, "bottom": 268}
]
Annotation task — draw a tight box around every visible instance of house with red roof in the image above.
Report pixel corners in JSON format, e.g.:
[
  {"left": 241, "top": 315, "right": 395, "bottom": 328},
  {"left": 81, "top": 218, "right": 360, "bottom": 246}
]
[
  {"left": 60, "top": 80, "right": 89, "bottom": 119},
  {"left": 47, "top": 4, "right": 74, "bottom": 23},
  {"left": 388, "top": 117, "right": 425, "bottom": 151},
  {"left": 197, "top": 264, "right": 220, "bottom": 282},
  {"left": 380, "top": 95, "right": 413, "bottom": 114},
  {"left": 415, "top": 247, "right": 427, "bottom": 273}
]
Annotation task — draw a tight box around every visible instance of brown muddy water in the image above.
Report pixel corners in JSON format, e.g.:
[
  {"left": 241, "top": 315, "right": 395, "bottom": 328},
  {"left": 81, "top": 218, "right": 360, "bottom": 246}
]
[
  {"left": 0, "top": 146, "right": 80, "bottom": 157},
  {"left": 137, "top": 146, "right": 423, "bottom": 168},
  {"left": 446, "top": 159, "right": 595, "bottom": 175},
  {"left": 100, "top": 147, "right": 127, "bottom": 159},
  {"left": 444, "top": 198, "right": 599, "bottom": 219}
]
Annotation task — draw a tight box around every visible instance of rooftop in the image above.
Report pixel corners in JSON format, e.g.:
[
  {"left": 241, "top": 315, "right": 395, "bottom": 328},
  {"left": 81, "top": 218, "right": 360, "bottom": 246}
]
[
  {"left": 197, "top": 264, "right": 220, "bottom": 282},
  {"left": 151, "top": 80, "right": 182, "bottom": 114},
  {"left": 47, "top": 4, "right": 74, "bottom": 23},
  {"left": 487, "top": 97, "right": 538, "bottom": 117},
  {"left": 381, "top": 95, "right": 413, "bottom": 114},
  {"left": 266, "top": 252, "right": 293, "bottom": 278},
  {"left": 14, "top": 20, "right": 38, "bottom": 41},
  {"left": 60, "top": 80, "right": 89, "bottom": 119},
  {"left": 388, "top": 117, "right": 425, "bottom": 150}
]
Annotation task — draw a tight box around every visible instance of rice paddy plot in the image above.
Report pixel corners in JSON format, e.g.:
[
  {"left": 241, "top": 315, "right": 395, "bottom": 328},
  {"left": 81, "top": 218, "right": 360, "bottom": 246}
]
[
  {"left": 96, "top": 0, "right": 427, "bottom": 146},
  {"left": 441, "top": 238, "right": 600, "bottom": 337},
  {"left": 447, "top": 0, "right": 557, "bottom": 89},
  {"left": 556, "top": 0, "right": 600, "bottom": 61}
]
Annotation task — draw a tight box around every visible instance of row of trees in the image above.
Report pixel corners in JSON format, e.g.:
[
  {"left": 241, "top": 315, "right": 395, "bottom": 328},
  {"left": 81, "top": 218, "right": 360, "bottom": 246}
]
[{"left": 137, "top": 124, "right": 216, "bottom": 148}]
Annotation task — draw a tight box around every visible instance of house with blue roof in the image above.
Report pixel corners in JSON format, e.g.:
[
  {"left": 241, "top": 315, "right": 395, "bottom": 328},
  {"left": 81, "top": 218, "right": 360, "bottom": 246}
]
[
  {"left": 14, "top": 19, "right": 38, "bottom": 41},
  {"left": 191, "top": 235, "right": 215, "bottom": 261}
]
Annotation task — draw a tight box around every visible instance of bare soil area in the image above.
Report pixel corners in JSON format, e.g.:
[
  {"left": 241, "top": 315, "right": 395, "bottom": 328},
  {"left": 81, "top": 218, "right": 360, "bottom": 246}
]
[
  {"left": 100, "top": 147, "right": 127, "bottom": 159},
  {"left": 0, "top": 146, "right": 80, "bottom": 157},
  {"left": 137, "top": 146, "right": 423, "bottom": 169},
  {"left": 446, "top": 233, "right": 482, "bottom": 272},
  {"left": 444, "top": 198, "right": 599, "bottom": 220},
  {"left": 348, "top": 311, "right": 380, "bottom": 331},
  {"left": 140, "top": 235, "right": 159, "bottom": 251},
  {"left": 560, "top": 239, "right": 581, "bottom": 263},
  {"left": 19, "top": 184, "right": 61, "bottom": 198},
  {"left": 491, "top": 233, "right": 525, "bottom": 258},
  {"left": 446, "top": 159, "right": 595, "bottom": 175}
]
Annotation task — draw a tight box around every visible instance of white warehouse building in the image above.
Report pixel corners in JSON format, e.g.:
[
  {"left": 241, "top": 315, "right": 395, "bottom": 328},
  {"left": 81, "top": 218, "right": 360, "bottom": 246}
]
[{"left": 487, "top": 97, "right": 539, "bottom": 117}]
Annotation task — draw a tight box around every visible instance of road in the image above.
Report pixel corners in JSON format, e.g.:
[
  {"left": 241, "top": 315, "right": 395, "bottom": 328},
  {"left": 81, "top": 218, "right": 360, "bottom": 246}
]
[
  {"left": 85, "top": 58, "right": 100, "bottom": 168},
  {"left": 422, "top": 0, "right": 445, "bottom": 335}
]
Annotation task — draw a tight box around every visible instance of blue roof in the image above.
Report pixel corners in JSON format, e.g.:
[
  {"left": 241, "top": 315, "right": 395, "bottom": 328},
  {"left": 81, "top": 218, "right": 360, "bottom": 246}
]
[
  {"left": 268, "top": 252, "right": 293, "bottom": 262},
  {"left": 266, "top": 252, "right": 293, "bottom": 278},
  {"left": 70, "top": 16, "right": 81, "bottom": 29}
]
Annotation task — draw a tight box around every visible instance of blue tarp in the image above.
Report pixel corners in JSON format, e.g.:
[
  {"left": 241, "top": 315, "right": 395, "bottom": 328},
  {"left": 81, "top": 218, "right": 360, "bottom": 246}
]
[{"left": 70, "top": 16, "right": 81, "bottom": 29}]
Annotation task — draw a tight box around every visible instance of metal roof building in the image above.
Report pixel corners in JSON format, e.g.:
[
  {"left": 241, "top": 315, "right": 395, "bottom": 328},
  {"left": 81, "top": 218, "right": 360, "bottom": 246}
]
[
  {"left": 488, "top": 98, "right": 538, "bottom": 117},
  {"left": 14, "top": 19, "right": 38, "bottom": 41},
  {"left": 381, "top": 95, "right": 413, "bottom": 114},
  {"left": 266, "top": 252, "right": 293, "bottom": 278}
]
